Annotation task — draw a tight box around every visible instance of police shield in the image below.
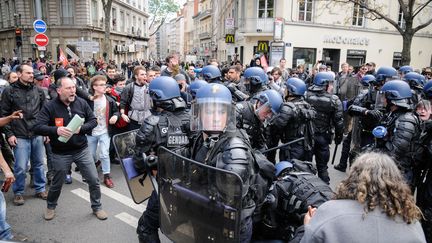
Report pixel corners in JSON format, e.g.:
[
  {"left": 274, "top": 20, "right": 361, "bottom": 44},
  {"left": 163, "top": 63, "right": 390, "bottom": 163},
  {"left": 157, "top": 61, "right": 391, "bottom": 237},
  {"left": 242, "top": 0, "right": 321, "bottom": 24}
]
[
  {"left": 112, "top": 130, "right": 154, "bottom": 204},
  {"left": 157, "top": 146, "right": 243, "bottom": 243}
]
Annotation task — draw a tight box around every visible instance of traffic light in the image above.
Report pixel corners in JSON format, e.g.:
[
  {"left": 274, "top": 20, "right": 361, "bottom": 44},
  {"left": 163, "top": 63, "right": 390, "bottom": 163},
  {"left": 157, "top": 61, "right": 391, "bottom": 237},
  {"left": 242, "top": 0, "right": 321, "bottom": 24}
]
[{"left": 15, "top": 28, "right": 22, "bottom": 47}]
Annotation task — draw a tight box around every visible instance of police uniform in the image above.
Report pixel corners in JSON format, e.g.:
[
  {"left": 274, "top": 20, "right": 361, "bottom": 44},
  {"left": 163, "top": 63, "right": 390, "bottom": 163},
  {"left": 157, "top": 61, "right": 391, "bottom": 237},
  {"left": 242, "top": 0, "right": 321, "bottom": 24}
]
[
  {"left": 306, "top": 87, "right": 343, "bottom": 183},
  {"left": 235, "top": 101, "right": 267, "bottom": 151},
  {"left": 273, "top": 97, "right": 316, "bottom": 161},
  {"left": 133, "top": 77, "right": 191, "bottom": 243}
]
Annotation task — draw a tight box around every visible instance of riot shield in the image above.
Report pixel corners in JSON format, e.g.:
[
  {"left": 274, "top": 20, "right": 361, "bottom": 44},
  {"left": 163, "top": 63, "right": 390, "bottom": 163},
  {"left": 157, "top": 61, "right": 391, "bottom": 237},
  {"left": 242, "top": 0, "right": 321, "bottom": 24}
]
[
  {"left": 157, "top": 146, "right": 243, "bottom": 243},
  {"left": 112, "top": 130, "right": 154, "bottom": 204}
]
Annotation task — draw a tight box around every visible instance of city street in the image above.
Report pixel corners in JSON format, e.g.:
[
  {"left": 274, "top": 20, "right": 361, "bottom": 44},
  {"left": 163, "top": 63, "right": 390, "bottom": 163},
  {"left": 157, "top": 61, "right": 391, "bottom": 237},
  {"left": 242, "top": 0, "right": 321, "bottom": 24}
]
[{"left": 4, "top": 144, "right": 345, "bottom": 243}]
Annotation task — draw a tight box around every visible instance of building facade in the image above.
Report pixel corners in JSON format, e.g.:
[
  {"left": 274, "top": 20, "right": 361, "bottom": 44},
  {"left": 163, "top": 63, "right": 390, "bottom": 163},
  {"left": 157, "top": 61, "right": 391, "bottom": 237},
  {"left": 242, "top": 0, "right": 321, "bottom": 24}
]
[
  {"left": 0, "top": 0, "right": 150, "bottom": 64},
  {"left": 228, "top": 0, "right": 432, "bottom": 71}
]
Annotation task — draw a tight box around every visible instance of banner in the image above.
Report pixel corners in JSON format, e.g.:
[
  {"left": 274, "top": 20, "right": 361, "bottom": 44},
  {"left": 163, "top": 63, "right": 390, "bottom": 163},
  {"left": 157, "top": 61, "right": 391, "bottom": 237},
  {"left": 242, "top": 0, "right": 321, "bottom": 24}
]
[
  {"left": 260, "top": 55, "right": 268, "bottom": 72},
  {"left": 59, "top": 47, "right": 69, "bottom": 67}
]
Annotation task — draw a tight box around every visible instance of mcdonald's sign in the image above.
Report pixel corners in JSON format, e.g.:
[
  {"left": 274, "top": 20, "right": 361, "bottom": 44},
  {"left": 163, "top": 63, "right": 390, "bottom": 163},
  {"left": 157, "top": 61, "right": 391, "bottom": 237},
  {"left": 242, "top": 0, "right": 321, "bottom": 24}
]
[
  {"left": 257, "top": 41, "right": 269, "bottom": 53},
  {"left": 225, "top": 34, "right": 235, "bottom": 43}
]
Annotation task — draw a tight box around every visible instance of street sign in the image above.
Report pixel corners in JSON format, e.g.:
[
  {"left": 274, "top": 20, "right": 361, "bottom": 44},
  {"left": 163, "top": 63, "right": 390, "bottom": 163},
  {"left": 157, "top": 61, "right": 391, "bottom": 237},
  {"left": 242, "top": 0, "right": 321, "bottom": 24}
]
[
  {"left": 34, "top": 34, "right": 49, "bottom": 47},
  {"left": 77, "top": 41, "right": 99, "bottom": 48},
  {"left": 269, "top": 41, "right": 285, "bottom": 67},
  {"left": 76, "top": 46, "right": 100, "bottom": 53},
  {"left": 273, "top": 17, "right": 284, "bottom": 41},
  {"left": 225, "top": 34, "right": 235, "bottom": 43},
  {"left": 33, "top": 19, "right": 47, "bottom": 34},
  {"left": 225, "top": 18, "right": 235, "bottom": 29}
]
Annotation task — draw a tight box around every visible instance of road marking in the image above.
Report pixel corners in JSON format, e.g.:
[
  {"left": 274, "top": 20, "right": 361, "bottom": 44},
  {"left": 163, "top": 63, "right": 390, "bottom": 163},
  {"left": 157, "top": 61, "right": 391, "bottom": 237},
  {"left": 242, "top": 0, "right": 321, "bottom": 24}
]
[
  {"left": 115, "top": 212, "right": 138, "bottom": 228},
  {"left": 71, "top": 188, "right": 90, "bottom": 202},
  {"left": 70, "top": 171, "right": 146, "bottom": 213}
]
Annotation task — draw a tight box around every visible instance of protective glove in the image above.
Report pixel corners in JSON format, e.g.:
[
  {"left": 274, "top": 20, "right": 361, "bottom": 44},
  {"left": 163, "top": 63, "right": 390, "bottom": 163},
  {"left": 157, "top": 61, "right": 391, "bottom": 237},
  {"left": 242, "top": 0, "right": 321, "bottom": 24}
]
[
  {"left": 334, "top": 133, "right": 343, "bottom": 145},
  {"left": 367, "top": 109, "right": 383, "bottom": 121},
  {"left": 144, "top": 154, "right": 158, "bottom": 171}
]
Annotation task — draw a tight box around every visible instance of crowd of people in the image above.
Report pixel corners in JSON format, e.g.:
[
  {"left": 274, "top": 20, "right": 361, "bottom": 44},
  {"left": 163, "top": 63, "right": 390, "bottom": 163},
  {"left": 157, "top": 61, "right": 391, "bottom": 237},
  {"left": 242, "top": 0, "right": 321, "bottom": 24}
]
[{"left": 0, "top": 53, "right": 431, "bottom": 242}]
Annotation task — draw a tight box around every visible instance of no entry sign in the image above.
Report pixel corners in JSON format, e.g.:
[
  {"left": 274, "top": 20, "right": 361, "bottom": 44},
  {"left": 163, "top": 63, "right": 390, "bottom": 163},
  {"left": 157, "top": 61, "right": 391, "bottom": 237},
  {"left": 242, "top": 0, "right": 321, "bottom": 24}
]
[{"left": 34, "top": 33, "right": 49, "bottom": 47}]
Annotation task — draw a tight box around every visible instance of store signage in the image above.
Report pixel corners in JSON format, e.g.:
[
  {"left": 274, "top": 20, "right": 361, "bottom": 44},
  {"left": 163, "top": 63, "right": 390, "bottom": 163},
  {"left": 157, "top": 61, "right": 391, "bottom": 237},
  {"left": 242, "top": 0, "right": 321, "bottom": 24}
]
[
  {"left": 225, "top": 34, "right": 235, "bottom": 43},
  {"left": 323, "top": 35, "right": 370, "bottom": 46},
  {"left": 257, "top": 41, "right": 269, "bottom": 52}
]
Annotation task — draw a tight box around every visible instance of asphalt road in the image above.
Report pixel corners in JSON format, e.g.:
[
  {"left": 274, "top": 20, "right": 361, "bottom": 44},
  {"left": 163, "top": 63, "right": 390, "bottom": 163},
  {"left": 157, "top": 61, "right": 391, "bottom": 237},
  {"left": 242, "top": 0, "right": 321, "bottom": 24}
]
[{"left": 4, "top": 143, "right": 346, "bottom": 243}]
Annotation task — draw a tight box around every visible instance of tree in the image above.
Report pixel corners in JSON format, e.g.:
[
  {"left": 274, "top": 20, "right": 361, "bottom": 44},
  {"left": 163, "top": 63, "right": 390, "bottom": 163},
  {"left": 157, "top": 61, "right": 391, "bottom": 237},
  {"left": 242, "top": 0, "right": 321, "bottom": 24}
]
[
  {"left": 326, "top": 0, "right": 432, "bottom": 65},
  {"left": 148, "top": 0, "right": 180, "bottom": 36},
  {"left": 102, "top": 0, "right": 113, "bottom": 61}
]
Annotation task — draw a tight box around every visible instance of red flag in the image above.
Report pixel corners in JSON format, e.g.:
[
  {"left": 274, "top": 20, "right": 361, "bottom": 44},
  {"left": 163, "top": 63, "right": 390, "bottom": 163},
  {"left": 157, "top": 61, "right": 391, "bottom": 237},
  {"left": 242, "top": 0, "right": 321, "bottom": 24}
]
[
  {"left": 260, "top": 55, "right": 268, "bottom": 72},
  {"left": 59, "top": 47, "right": 69, "bottom": 67}
]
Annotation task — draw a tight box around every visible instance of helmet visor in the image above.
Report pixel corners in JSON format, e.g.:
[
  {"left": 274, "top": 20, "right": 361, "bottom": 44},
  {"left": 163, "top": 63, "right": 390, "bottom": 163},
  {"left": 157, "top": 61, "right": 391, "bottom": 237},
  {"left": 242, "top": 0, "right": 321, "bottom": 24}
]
[{"left": 191, "top": 101, "right": 235, "bottom": 133}]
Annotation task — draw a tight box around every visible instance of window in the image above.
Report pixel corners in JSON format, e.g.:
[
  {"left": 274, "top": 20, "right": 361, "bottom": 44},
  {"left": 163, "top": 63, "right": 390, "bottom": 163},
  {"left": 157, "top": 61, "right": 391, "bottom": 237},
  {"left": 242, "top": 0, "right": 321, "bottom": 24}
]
[
  {"left": 0, "top": 3, "right": 3, "bottom": 28},
  {"left": 258, "top": 0, "right": 274, "bottom": 18},
  {"left": 33, "top": 0, "right": 48, "bottom": 21},
  {"left": 293, "top": 47, "right": 316, "bottom": 70},
  {"left": 298, "top": 0, "right": 313, "bottom": 22},
  {"left": 4, "top": 1, "right": 10, "bottom": 27},
  {"left": 398, "top": 6, "right": 405, "bottom": 29},
  {"left": 352, "top": 0, "right": 365, "bottom": 27},
  {"left": 120, "top": 11, "right": 125, "bottom": 32},
  {"left": 112, "top": 8, "right": 117, "bottom": 30},
  {"left": 60, "top": 0, "right": 74, "bottom": 25}
]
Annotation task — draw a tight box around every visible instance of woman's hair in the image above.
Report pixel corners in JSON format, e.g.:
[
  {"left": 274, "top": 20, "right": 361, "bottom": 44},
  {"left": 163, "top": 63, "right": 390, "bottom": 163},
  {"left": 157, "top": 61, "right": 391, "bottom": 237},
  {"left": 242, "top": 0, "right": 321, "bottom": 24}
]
[
  {"left": 335, "top": 152, "right": 422, "bottom": 224},
  {"left": 416, "top": 99, "right": 431, "bottom": 111}
]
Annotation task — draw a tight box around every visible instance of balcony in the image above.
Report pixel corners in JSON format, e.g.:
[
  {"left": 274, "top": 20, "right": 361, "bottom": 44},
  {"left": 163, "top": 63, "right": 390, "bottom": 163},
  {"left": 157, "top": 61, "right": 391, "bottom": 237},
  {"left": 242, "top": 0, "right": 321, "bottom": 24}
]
[
  {"left": 199, "top": 9, "right": 212, "bottom": 21},
  {"left": 238, "top": 18, "right": 274, "bottom": 35},
  {"left": 199, "top": 32, "right": 211, "bottom": 40}
]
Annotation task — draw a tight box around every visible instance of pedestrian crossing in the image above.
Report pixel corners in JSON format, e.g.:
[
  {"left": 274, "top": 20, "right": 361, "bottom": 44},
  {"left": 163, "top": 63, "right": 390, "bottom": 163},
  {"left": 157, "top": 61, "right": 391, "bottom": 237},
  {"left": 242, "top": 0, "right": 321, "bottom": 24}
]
[{"left": 70, "top": 171, "right": 145, "bottom": 229}]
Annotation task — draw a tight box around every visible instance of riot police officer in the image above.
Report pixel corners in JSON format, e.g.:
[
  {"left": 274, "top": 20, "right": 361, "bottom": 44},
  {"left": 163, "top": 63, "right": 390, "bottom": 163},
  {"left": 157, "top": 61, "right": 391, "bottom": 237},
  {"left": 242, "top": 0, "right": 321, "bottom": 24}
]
[
  {"left": 375, "top": 80, "right": 421, "bottom": 188},
  {"left": 403, "top": 71, "right": 426, "bottom": 105},
  {"left": 201, "top": 65, "right": 223, "bottom": 84},
  {"left": 187, "top": 79, "right": 208, "bottom": 100},
  {"left": 243, "top": 67, "right": 268, "bottom": 98},
  {"left": 272, "top": 78, "right": 316, "bottom": 161},
  {"left": 376, "top": 66, "right": 398, "bottom": 83},
  {"left": 133, "top": 76, "right": 191, "bottom": 243},
  {"left": 190, "top": 83, "right": 257, "bottom": 242},
  {"left": 335, "top": 74, "right": 379, "bottom": 171},
  {"left": 306, "top": 72, "right": 344, "bottom": 183},
  {"left": 235, "top": 89, "right": 283, "bottom": 152}
]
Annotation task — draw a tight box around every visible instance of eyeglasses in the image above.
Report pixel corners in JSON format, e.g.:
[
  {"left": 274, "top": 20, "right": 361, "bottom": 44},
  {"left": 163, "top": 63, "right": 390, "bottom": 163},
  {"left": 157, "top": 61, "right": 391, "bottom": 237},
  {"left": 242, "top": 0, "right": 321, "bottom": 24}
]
[{"left": 67, "top": 106, "right": 72, "bottom": 118}]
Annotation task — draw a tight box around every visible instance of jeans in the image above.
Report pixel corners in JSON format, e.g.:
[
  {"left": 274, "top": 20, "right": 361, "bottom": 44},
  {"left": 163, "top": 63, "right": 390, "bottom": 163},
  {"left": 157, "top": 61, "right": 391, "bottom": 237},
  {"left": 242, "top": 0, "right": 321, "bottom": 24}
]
[
  {"left": 47, "top": 147, "right": 102, "bottom": 211},
  {"left": 0, "top": 191, "right": 12, "bottom": 240},
  {"left": 12, "top": 136, "right": 46, "bottom": 195},
  {"left": 87, "top": 133, "right": 111, "bottom": 174}
]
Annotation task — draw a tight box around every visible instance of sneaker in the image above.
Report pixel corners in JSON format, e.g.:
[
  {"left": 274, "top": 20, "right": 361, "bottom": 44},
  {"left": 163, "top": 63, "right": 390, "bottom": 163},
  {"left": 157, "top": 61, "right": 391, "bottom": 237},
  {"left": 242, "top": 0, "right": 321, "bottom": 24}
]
[
  {"left": 13, "top": 195, "right": 25, "bottom": 206},
  {"left": 93, "top": 209, "right": 108, "bottom": 220},
  {"left": 334, "top": 164, "right": 347, "bottom": 172},
  {"left": 44, "top": 208, "right": 55, "bottom": 221},
  {"left": 65, "top": 174, "right": 72, "bottom": 184},
  {"left": 11, "top": 231, "right": 28, "bottom": 242},
  {"left": 35, "top": 191, "right": 48, "bottom": 200},
  {"left": 103, "top": 176, "right": 114, "bottom": 188}
]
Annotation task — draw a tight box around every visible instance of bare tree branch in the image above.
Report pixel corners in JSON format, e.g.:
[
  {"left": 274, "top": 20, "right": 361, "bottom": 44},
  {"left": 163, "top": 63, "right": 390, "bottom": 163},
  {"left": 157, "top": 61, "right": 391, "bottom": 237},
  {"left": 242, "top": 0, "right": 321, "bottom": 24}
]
[
  {"left": 413, "top": 0, "right": 432, "bottom": 18},
  {"left": 149, "top": 17, "right": 166, "bottom": 36},
  {"left": 413, "top": 17, "right": 432, "bottom": 32}
]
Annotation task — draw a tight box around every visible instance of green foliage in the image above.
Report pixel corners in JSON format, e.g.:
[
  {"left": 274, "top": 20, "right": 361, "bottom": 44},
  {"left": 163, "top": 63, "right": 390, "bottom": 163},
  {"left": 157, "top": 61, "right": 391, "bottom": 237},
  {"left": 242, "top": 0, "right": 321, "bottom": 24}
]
[{"left": 149, "top": 0, "right": 180, "bottom": 20}]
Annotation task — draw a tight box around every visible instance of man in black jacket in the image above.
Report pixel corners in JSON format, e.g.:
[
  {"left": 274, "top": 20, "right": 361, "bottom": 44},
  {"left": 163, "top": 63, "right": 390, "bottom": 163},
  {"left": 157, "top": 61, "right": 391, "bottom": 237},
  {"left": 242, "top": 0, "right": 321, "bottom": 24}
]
[
  {"left": 0, "top": 63, "right": 48, "bottom": 206},
  {"left": 34, "top": 76, "right": 108, "bottom": 221}
]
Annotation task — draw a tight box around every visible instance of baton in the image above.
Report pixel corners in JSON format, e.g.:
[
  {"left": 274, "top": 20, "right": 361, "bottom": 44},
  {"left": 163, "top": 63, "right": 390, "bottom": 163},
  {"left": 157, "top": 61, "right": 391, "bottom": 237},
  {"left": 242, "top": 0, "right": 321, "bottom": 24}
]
[
  {"left": 261, "top": 137, "right": 305, "bottom": 154},
  {"left": 331, "top": 144, "right": 339, "bottom": 165}
]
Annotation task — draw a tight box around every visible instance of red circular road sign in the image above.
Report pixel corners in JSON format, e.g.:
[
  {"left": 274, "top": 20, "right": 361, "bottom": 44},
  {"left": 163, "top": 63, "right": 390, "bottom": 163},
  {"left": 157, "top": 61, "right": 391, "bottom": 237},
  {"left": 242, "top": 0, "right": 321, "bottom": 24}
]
[{"left": 34, "top": 33, "right": 49, "bottom": 47}]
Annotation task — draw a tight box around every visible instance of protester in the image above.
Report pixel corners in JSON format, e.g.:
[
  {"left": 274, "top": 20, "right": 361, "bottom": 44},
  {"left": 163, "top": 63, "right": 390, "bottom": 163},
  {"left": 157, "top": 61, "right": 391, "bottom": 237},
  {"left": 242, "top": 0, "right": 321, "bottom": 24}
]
[
  {"left": 34, "top": 76, "right": 107, "bottom": 221},
  {"left": 297, "top": 152, "right": 425, "bottom": 243}
]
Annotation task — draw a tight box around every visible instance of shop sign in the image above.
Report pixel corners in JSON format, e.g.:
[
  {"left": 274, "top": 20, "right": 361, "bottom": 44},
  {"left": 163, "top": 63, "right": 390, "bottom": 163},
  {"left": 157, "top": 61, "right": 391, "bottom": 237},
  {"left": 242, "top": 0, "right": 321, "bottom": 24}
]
[{"left": 323, "top": 35, "right": 369, "bottom": 46}]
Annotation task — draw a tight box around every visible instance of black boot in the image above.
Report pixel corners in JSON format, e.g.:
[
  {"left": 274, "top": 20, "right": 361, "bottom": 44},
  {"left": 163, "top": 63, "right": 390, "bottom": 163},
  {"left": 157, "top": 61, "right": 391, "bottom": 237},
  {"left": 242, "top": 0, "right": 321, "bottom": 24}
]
[
  {"left": 334, "top": 163, "right": 346, "bottom": 172},
  {"left": 138, "top": 232, "right": 160, "bottom": 243}
]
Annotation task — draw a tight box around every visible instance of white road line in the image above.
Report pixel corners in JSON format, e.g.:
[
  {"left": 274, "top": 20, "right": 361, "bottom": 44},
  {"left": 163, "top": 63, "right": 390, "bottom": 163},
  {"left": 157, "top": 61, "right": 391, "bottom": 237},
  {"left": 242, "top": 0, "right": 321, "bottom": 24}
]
[
  {"left": 70, "top": 171, "right": 146, "bottom": 213},
  {"left": 71, "top": 188, "right": 90, "bottom": 202},
  {"left": 115, "top": 212, "right": 139, "bottom": 228}
]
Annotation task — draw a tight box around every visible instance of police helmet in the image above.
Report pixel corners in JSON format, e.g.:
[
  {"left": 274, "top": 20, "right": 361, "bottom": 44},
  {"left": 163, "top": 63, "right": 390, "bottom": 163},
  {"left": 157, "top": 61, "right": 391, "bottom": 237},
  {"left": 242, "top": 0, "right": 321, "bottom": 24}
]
[
  {"left": 149, "top": 76, "right": 181, "bottom": 101},
  {"left": 376, "top": 66, "right": 397, "bottom": 82},
  {"left": 244, "top": 67, "right": 268, "bottom": 85},
  {"left": 188, "top": 79, "right": 208, "bottom": 98},
  {"left": 201, "top": 65, "right": 221, "bottom": 81},
  {"left": 399, "top": 65, "right": 413, "bottom": 75},
  {"left": 285, "top": 77, "right": 306, "bottom": 96},
  {"left": 149, "top": 76, "right": 184, "bottom": 111},
  {"left": 423, "top": 81, "right": 432, "bottom": 99},
  {"left": 192, "top": 83, "right": 235, "bottom": 133},
  {"left": 372, "top": 126, "right": 387, "bottom": 139},
  {"left": 255, "top": 89, "right": 283, "bottom": 115},
  {"left": 361, "top": 74, "right": 376, "bottom": 87},
  {"left": 403, "top": 72, "right": 426, "bottom": 89},
  {"left": 380, "top": 80, "right": 412, "bottom": 109},
  {"left": 275, "top": 161, "right": 294, "bottom": 177},
  {"left": 313, "top": 72, "right": 335, "bottom": 86}
]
